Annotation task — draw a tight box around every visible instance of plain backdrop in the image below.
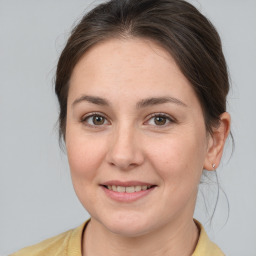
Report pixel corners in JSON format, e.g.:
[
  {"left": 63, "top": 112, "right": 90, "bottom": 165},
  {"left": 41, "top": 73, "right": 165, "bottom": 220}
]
[{"left": 0, "top": 0, "right": 256, "bottom": 255}]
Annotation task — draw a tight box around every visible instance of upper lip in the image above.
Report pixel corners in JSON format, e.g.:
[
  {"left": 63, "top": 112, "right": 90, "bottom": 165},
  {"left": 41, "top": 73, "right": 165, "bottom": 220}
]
[{"left": 101, "top": 180, "right": 155, "bottom": 187}]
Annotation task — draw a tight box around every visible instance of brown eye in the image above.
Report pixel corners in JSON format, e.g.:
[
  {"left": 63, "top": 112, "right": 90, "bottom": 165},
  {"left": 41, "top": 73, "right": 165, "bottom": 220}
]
[
  {"left": 146, "top": 114, "right": 173, "bottom": 127},
  {"left": 92, "top": 115, "right": 105, "bottom": 125},
  {"left": 83, "top": 114, "right": 108, "bottom": 126},
  {"left": 154, "top": 116, "right": 167, "bottom": 125}
]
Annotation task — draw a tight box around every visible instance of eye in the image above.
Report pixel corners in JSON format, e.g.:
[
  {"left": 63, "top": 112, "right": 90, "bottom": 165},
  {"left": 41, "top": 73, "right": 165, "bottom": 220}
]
[
  {"left": 146, "top": 114, "right": 174, "bottom": 126},
  {"left": 82, "top": 113, "right": 109, "bottom": 127}
]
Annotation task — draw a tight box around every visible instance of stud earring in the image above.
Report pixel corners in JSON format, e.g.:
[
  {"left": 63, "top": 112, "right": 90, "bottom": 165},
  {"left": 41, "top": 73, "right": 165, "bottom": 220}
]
[{"left": 212, "top": 163, "right": 216, "bottom": 169}]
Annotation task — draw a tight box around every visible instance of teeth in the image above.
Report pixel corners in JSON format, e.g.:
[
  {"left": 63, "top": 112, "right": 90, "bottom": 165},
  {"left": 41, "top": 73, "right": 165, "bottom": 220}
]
[
  {"left": 117, "top": 186, "right": 126, "bottom": 192},
  {"left": 135, "top": 185, "right": 142, "bottom": 192},
  {"left": 126, "top": 186, "right": 135, "bottom": 193},
  {"left": 106, "top": 185, "right": 153, "bottom": 192}
]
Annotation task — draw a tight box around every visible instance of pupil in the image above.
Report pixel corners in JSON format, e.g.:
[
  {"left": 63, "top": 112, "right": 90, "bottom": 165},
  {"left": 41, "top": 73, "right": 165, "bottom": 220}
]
[
  {"left": 154, "top": 116, "right": 166, "bottom": 125},
  {"left": 93, "top": 116, "right": 104, "bottom": 125}
]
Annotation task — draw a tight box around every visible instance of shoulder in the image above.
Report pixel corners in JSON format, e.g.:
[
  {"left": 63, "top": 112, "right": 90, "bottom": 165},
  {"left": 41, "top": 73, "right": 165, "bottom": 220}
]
[
  {"left": 10, "top": 221, "right": 87, "bottom": 256},
  {"left": 192, "top": 219, "right": 225, "bottom": 256}
]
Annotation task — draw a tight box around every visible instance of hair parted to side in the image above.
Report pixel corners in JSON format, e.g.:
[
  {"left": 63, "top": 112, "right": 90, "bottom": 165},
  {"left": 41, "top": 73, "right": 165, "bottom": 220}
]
[{"left": 55, "top": 0, "right": 230, "bottom": 141}]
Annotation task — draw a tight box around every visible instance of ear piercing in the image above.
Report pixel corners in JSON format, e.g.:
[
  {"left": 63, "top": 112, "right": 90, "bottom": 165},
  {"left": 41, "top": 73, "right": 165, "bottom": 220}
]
[{"left": 212, "top": 163, "right": 216, "bottom": 169}]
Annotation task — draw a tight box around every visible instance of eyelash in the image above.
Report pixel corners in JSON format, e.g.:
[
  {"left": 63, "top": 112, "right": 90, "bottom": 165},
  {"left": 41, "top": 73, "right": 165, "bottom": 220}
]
[
  {"left": 81, "top": 112, "right": 175, "bottom": 128},
  {"left": 81, "top": 112, "right": 110, "bottom": 128},
  {"left": 145, "top": 113, "right": 175, "bottom": 127}
]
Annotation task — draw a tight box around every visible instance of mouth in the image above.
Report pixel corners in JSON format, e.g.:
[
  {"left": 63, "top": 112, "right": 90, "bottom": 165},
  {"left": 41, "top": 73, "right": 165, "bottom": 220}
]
[
  {"left": 102, "top": 184, "right": 156, "bottom": 193},
  {"left": 100, "top": 181, "right": 157, "bottom": 202}
]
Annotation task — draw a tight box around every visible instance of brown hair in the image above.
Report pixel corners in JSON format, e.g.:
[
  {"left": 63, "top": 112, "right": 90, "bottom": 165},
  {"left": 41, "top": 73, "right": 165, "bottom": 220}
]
[{"left": 55, "top": 0, "right": 229, "bottom": 140}]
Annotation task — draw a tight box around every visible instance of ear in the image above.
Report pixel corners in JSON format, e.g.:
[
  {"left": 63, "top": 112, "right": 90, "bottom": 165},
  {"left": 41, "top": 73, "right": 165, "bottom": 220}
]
[{"left": 203, "top": 112, "right": 231, "bottom": 171}]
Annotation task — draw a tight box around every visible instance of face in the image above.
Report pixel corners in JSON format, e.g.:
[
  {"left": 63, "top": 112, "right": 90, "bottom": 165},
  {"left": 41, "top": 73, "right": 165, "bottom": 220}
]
[{"left": 66, "top": 38, "right": 212, "bottom": 237}]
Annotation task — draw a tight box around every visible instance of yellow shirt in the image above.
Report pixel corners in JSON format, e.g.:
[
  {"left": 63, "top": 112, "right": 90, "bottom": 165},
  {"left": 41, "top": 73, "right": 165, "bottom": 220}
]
[{"left": 11, "top": 220, "right": 224, "bottom": 256}]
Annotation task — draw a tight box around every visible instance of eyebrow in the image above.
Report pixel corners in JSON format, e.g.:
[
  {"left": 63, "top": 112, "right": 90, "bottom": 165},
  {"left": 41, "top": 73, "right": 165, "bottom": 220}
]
[
  {"left": 72, "top": 95, "right": 187, "bottom": 108},
  {"left": 136, "top": 96, "right": 187, "bottom": 108},
  {"left": 72, "top": 95, "right": 110, "bottom": 107}
]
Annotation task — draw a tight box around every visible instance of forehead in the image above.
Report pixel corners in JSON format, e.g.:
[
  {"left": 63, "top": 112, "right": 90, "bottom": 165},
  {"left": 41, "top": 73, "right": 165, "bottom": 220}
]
[
  {"left": 68, "top": 38, "right": 199, "bottom": 109},
  {"left": 70, "top": 37, "right": 178, "bottom": 83}
]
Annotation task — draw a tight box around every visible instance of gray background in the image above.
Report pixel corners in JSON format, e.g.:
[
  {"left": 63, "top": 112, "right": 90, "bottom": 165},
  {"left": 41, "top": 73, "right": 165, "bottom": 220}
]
[{"left": 0, "top": 0, "right": 255, "bottom": 255}]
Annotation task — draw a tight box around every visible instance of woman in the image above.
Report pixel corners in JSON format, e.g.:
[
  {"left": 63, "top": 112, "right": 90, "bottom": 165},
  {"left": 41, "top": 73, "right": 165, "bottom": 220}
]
[{"left": 11, "top": 0, "right": 231, "bottom": 255}]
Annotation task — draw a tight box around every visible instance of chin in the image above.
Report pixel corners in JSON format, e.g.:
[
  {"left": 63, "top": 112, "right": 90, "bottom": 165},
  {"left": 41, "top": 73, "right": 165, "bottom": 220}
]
[
  {"left": 107, "top": 223, "right": 151, "bottom": 238},
  {"left": 97, "top": 212, "right": 154, "bottom": 237}
]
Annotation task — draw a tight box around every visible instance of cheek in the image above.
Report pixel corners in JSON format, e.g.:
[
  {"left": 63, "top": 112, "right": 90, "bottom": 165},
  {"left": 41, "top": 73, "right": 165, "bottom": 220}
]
[
  {"left": 65, "top": 133, "right": 109, "bottom": 214},
  {"left": 146, "top": 131, "right": 207, "bottom": 187},
  {"left": 66, "top": 132, "right": 107, "bottom": 185}
]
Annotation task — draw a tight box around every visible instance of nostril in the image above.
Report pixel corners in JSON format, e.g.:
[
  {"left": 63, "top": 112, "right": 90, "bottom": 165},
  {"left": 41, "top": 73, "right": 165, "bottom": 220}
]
[{"left": 105, "top": 136, "right": 145, "bottom": 169}]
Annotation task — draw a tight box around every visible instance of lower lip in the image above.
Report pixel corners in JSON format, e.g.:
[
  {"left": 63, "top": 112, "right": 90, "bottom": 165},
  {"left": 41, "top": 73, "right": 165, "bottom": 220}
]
[{"left": 101, "top": 186, "right": 156, "bottom": 202}]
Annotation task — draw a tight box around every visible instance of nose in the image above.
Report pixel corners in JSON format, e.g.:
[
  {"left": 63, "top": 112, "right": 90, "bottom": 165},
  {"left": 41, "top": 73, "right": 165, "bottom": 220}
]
[{"left": 106, "top": 125, "right": 144, "bottom": 170}]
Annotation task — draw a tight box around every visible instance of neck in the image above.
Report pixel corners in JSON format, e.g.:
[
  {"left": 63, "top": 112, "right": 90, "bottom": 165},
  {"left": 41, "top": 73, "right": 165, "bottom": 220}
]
[{"left": 82, "top": 217, "right": 199, "bottom": 256}]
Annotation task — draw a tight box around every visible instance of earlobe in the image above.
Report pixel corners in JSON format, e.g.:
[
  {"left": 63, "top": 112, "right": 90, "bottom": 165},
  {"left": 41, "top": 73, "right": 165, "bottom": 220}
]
[{"left": 203, "top": 112, "right": 231, "bottom": 171}]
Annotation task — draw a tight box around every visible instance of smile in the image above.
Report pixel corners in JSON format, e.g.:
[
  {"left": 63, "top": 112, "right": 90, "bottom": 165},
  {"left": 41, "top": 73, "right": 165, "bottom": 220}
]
[
  {"left": 101, "top": 182, "right": 157, "bottom": 202},
  {"left": 104, "top": 185, "right": 154, "bottom": 193}
]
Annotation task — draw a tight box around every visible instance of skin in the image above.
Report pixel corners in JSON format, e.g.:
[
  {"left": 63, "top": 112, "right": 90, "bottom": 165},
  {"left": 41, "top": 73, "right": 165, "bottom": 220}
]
[{"left": 65, "top": 38, "right": 230, "bottom": 256}]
